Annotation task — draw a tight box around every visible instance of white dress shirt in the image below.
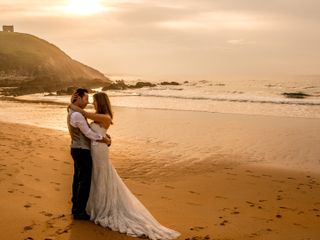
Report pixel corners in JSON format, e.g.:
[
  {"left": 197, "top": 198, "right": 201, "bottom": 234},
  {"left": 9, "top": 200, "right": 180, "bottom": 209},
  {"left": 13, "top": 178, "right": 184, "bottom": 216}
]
[{"left": 69, "top": 112, "right": 102, "bottom": 141}]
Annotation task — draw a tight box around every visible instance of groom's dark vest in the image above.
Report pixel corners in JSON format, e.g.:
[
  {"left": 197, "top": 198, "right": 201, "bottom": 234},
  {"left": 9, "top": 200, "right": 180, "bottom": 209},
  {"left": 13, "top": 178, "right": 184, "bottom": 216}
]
[{"left": 67, "top": 109, "right": 91, "bottom": 150}]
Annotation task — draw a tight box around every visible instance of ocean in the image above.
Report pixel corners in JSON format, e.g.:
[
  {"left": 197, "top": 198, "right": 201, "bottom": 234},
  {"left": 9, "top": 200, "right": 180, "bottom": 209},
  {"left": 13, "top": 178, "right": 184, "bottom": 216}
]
[{"left": 3, "top": 77, "right": 320, "bottom": 120}]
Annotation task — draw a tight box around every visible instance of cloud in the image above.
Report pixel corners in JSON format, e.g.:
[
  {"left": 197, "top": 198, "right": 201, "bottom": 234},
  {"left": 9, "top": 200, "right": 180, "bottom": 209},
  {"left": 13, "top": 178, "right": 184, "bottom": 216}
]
[{"left": 1, "top": 0, "right": 320, "bottom": 79}]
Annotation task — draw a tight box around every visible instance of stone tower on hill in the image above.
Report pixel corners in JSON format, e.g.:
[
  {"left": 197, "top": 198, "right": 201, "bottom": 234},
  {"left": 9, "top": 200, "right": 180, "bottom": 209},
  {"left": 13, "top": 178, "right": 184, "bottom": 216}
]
[{"left": 2, "top": 25, "right": 14, "bottom": 32}]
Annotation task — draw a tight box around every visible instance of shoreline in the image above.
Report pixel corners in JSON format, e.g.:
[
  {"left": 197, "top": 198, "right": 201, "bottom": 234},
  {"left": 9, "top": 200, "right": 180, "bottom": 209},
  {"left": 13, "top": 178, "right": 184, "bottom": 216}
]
[
  {"left": 1, "top": 93, "right": 320, "bottom": 119},
  {"left": 1, "top": 96, "right": 320, "bottom": 122},
  {"left": 0, "top": 121, "right": 320, "bottom": 240}
]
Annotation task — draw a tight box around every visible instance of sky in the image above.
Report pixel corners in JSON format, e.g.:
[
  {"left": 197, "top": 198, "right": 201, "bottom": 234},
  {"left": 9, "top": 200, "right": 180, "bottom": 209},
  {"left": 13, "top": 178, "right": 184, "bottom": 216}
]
[{"left": 1, "top": 0, "right": 320, "bottom": 81}]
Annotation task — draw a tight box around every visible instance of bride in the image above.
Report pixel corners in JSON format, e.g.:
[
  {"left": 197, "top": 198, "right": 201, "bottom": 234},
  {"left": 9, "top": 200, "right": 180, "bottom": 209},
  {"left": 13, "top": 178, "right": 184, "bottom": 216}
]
[{"left": 69, "top": 92, "right": 180, "bottom": 240}]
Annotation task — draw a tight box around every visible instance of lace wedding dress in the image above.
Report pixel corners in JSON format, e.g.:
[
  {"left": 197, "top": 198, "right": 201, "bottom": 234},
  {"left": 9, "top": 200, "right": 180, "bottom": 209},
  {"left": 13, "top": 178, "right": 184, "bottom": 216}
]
[{"left": 86, "top": 122, "right": 180, "bottom": 240}]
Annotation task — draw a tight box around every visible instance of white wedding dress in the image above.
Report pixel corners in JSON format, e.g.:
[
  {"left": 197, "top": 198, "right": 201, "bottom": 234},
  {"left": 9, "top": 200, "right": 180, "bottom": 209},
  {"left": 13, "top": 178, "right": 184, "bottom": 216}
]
[{"left": 86, "top": 122, "right": 181, "bottom": 240}]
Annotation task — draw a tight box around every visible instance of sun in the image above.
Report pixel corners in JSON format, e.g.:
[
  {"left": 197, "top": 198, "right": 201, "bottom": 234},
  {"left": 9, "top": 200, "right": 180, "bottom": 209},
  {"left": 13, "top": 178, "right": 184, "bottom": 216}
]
[{"left": 64, "top": 0, "right": 105, "bottom": 15}]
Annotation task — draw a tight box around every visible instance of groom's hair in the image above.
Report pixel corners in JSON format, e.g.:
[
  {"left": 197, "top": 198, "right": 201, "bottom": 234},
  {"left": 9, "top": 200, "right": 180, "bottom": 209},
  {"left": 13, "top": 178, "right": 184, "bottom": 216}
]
[{"left": 75, "top": 88, "right": 89, "bottom": 99}]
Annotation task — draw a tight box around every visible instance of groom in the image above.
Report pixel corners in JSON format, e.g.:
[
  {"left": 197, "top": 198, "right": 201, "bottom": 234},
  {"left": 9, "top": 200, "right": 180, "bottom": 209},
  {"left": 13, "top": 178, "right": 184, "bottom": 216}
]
[{"left": 67, "top": 88, "right": 111, "bottom": 220}]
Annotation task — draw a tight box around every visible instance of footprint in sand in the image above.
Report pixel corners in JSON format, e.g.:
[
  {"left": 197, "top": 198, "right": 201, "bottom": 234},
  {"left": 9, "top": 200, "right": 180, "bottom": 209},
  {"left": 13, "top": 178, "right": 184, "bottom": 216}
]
[
  {"left": 276, "top": 195, "right": 283, "bottom": 200},
  {"left": 219, "top": 220, "right": 229, "bottom": 226},
  {"left": 249, "top": 228, "right": 273, "bottom": 238},
  {"left": 28, "top": 194, "right": 42, "bottom": 199},
  {"left": 55, "top": 228, "right": 70, "bottom": 235},
  {"left": 249, "top": 232, "right": 259, "bottom": 237},
  {"left": 185, "top": 235, "right": 210, "bottom": 240},
  {"left": 13, "top": 183, "right": 24, "bottom": 187},
  {"left": 279, "top": 206, "right": 296, "bottom": 211},
  {"left": 40, "top": 211, "right": 53, "bottom": 217},
  {"left": 164, "top": 185, "right": 175, "bottom": 189},
  {"left": 287, "top": 177, "right": 296, "bottom": 180},
  {"left": 50, "top": 181, "right": 61, "bottom": 186},
  {"left": 190, "top": 226, "right": 206, "bottom": 231},
  {"left": 134, "top": 192, "right": 143, "bottom": 196},
  {"left": 262, "top": 174, "right": 272, "bottom": 177},
  {"left": 248, "top": 174, "right": 261, "bottom": 178},
  {"left": 272, "top": 179, "right": 285, "bottom": 183},
  {"left": 231, "top": 211, "right": 240, "bottom": 215},
  {"left": 46, "top": 221, "right": 54, "bottom": 229},
  {"left": 293, "top": 223, "right": 308, "bottom": 229},
  {"left": 24, "top": 203, "right": 32, "bottom": 209},
  {"left": 189, "top": 191, "right": 200, "bottom": 195},
  {"left": 224, "top": 167, "right": 233, "bottom": 170},
  {"left": 51, "top": 214, "right": 66, "bottom": 220},
  {"left": 161, "top": 196, "right": 171, "bottom": 200},
  {"left": 226, "top": 172, "right": 237, "bottom": 176},
  {"left": 23, "top": 225, "right": 33, "bottom": 231},
  {"left": 187, "top": 202, "right": 201, "bottom": 206},
  {"left": 215, "top": 195, "right": 227, "bottom": 199},
  {"left": 45, "top": 223, "right": 72, "bottom": 237},
  {"left": 246, "top": 201, "right": 255, "bottom": 207}
]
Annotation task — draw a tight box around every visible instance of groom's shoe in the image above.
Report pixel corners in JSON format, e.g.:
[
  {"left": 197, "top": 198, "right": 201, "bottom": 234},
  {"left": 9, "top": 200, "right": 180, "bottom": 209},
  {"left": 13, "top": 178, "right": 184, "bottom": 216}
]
[{"left": 73, "top": 213, "right": 90, "bottom": 220}]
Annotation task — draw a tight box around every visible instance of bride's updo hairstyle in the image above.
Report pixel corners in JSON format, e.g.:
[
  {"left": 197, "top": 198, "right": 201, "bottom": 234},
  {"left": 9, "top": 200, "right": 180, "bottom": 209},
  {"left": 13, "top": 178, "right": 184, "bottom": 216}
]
[{"left": 93, "top": 92, "right": 113, "bottom": 123}]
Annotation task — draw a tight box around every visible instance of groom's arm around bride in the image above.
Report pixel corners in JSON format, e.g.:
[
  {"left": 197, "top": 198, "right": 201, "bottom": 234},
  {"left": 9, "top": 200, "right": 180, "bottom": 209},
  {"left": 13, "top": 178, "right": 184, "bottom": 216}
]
[{"left": 67, "top": 88, "right": 110, "bottom": 220}]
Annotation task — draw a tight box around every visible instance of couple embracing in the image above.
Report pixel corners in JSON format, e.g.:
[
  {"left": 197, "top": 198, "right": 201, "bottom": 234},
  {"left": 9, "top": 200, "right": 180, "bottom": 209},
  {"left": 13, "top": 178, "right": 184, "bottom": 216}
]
[{"left": 67, "top": 88, "right": 180, "bottom": 240}]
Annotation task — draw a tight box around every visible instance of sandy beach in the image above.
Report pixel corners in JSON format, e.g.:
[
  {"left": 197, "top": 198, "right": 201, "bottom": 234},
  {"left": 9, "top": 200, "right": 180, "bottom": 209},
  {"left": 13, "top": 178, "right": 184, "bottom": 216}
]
[
  {"left": 0, "top": 107, "right": 320, "bottom": 240},
  {"left": 2, "top": 1, "right": 320, "bottom": 239}
]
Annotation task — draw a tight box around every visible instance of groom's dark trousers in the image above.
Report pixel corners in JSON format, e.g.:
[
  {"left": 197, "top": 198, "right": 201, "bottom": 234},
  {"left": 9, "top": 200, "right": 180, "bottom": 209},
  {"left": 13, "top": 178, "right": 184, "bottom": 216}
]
[{"left": 70, "top": 148, "right": 92, "bottom": 215}]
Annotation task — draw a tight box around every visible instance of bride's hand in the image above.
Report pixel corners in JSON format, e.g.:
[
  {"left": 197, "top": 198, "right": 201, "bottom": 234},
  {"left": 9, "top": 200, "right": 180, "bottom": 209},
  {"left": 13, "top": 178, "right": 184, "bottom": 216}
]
[
  {"left": 69, "top": 103, "right": 87, "bottom": 116},
  {"left": 71, "top": 93, "right": 78, "bottom": 103},
  {"left": 96, "top": 136, "right": 112, "bottom": 146},
  {"left": 67, "top": 93, "right": 78, "bottom": 112}
]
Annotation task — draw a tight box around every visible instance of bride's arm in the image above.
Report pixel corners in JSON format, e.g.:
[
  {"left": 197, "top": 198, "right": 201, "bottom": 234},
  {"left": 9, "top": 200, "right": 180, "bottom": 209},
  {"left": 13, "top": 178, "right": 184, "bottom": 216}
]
[
  {"left": 83, "top": 111, "right": 112, "bottom": 126},
  {"left": 68, "top": 103, "right": 112, "bottom": 127}
]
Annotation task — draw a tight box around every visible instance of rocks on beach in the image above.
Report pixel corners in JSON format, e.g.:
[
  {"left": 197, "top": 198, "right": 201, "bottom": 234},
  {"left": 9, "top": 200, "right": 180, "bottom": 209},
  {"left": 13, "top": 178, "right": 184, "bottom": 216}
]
[{"left": 102, "top": 80, "right": 157, "bottom": 91}]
